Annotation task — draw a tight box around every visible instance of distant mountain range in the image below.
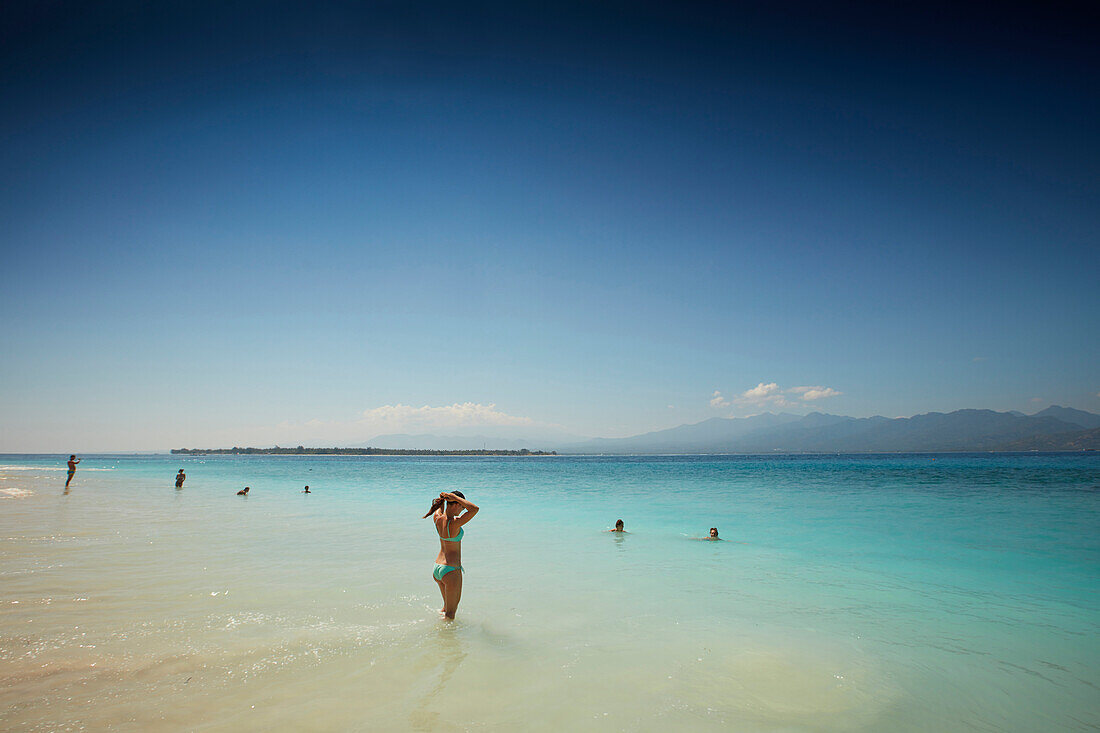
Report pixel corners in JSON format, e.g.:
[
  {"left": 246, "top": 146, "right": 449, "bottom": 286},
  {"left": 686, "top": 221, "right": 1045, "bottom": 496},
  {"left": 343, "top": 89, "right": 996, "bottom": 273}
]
[{"left": 366, "top": 406, "right": 1100, "bottom": 454}]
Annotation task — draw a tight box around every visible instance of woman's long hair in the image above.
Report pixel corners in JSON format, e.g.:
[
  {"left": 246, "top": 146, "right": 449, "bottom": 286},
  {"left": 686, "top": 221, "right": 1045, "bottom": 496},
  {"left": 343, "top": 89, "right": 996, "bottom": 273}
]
[{"left": 423, "top": 491, "right": 465, "bottom": 519}]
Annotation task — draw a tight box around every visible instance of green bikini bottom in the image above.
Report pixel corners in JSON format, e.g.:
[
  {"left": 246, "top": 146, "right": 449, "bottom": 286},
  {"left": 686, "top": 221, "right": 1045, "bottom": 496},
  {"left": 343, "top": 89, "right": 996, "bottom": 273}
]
[{"left": 433, "top": 563, "right": 464, "bottom": 581}]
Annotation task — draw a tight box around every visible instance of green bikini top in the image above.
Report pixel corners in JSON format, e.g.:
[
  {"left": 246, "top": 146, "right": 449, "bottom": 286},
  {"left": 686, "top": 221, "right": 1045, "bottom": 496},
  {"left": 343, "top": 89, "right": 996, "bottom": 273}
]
[{"left": 439, "top": 521, "right": 463, "bottom": 542}]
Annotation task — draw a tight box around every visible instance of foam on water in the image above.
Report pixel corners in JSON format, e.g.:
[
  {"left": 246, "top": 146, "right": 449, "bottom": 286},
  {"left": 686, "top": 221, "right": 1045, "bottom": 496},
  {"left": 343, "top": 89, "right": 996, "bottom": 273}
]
[
  {"left": 0, "top": 488, "right": 34, "bottom": 498},
  {"left": 0, "top": 464, "right": 114, "bottom": 471},
  {"left": 0, "top": 453, "right": 1097, "bottom": 731}
]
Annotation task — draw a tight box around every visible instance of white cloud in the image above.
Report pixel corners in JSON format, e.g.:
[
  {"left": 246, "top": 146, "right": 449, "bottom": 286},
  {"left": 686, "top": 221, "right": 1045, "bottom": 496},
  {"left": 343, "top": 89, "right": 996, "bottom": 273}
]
[
  {"left": 246, "top": 402, "right": 541, "bottom": 446},
  {"left": 734, "top": 382, "right": 792, "bottom": 408},
  {"left": 709, "top": 390, "right": 730, "bottom": 408},
  {"left": 790, "top": 386, "right": 842, "bottom": 401},
  {"left": 359, "top": 402, "right": 534, "bottom": 429},
  {"left": 743, "top": 382, "right": 781, "bottom": 400},
  {"left": 729, "top": 381, "right": 842, "bottom": 409}
]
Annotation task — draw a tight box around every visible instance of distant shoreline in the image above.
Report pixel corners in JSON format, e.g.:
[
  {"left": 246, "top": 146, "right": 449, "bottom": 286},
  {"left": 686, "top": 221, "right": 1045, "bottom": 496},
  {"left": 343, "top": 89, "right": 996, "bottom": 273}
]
[{"left": 171, "top": 447, "right": 557, "bottom": 456}]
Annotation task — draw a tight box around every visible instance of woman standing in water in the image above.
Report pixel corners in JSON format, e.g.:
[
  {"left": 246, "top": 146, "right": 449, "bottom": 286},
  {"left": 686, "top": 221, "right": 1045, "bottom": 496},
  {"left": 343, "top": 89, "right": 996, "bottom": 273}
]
[
  {"left": 65, "top": 455, "right": 80, "bottom": 489},
  {"left": 424, "top": 491, "right": 479, "bottom": 619}
]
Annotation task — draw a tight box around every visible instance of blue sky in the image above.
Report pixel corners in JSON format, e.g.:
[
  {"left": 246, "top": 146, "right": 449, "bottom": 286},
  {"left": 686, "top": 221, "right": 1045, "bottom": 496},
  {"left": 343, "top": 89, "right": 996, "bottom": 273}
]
[{"left": 1, "top": 2, "right": 1097, "bottom": 450}]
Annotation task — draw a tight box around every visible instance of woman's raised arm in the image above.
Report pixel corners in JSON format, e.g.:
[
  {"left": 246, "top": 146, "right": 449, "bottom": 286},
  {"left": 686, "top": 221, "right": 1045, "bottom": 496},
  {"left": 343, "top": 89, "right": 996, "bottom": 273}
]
[{"left": 441, "top": 492, "right": 479, "bottom": 525}]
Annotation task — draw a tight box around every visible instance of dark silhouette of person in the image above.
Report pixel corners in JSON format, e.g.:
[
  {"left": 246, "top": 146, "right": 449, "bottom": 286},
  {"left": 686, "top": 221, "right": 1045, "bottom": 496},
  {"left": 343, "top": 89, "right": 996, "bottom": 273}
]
[{"left": 65, "top": 455, "right": 80, "bottom": 488}]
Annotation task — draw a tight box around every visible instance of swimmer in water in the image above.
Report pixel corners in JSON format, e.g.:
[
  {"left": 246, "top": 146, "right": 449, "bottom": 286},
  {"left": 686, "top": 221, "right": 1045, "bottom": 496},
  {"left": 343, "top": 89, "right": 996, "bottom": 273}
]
[
  {"left": 303, "top": 485, "right": 310, "bottom": 493},
  {"left": 425, "top": 490, "right": 479, "bottom": 620},
  {"left": 705, "top": 527, "right": 721, "bottom": 540},
  {"left": 175, "top": 469, "right": 186, "bottom": 488},
  {"left": 237, "top": 486, "right": 250, "bottom": 496},
  {"left": 609, "top": 519, "right": 626, "bottom": 532},
  {"left": 65, "top": 455, "right": 80, "bottom": 488}
]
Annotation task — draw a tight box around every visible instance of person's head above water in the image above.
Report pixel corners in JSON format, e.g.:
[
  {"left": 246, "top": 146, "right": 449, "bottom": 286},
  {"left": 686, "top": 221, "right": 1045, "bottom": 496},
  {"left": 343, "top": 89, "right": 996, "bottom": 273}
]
[
  {"left": 237, "top": 486, "right": 249, "bottom": 495},
  {"left": 614, "top": 519, "right": 624, "bottom": 530},
  {"left": 709, "top": 527, "right": 719, "bottom": 538},
  {"left": 444, "top": 490, "right": 466, "bottom": 516},
  {"left": 423, "top": 490, "right": 466, "bottom": 518}
]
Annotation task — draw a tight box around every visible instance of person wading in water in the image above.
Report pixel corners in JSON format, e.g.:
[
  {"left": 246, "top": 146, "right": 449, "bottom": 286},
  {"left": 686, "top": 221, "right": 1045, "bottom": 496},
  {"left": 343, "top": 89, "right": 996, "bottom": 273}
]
[{"left": 424, "top": 491, "right": 479, "bottom": 620}]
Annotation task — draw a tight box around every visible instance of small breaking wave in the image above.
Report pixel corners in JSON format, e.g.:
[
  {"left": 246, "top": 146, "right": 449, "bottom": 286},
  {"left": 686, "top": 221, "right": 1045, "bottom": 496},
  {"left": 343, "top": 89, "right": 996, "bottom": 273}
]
[
  {"left": 0, "top": 465, "right": 64, "bottom": 471},
  {"left": 0, "top": 488, "right": 34, "bottom": 498},
  {"left": 0, "top": 465, "right": 114, "bottom": 472}
]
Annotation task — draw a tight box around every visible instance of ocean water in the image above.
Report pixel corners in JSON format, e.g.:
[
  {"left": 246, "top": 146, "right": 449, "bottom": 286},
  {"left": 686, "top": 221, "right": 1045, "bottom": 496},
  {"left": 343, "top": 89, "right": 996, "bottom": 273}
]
[{"left": 1, "top": 453, "right": 1097, "bottom": 732}]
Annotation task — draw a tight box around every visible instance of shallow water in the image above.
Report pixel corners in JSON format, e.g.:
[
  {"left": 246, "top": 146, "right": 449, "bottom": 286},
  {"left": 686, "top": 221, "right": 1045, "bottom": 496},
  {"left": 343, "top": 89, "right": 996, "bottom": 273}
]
[{"left": 1, "top": 453, "right": 1097, "bottom": 731}]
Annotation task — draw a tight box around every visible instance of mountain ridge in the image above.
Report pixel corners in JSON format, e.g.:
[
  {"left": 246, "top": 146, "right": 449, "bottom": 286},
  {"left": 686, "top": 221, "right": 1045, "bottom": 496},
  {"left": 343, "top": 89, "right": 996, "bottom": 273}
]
[
  {"left": 558, "top": 406, "right": 1100, "bottom": 454},
  {"left": 328, "top": 406, "right": 1100, "bottom": 453}
]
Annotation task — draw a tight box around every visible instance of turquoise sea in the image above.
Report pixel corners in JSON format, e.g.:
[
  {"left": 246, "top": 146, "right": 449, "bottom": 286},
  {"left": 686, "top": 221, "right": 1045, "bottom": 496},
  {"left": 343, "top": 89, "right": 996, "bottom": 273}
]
[{"left": 1, "top": 453, "right": 1098, "bottom": 731}]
